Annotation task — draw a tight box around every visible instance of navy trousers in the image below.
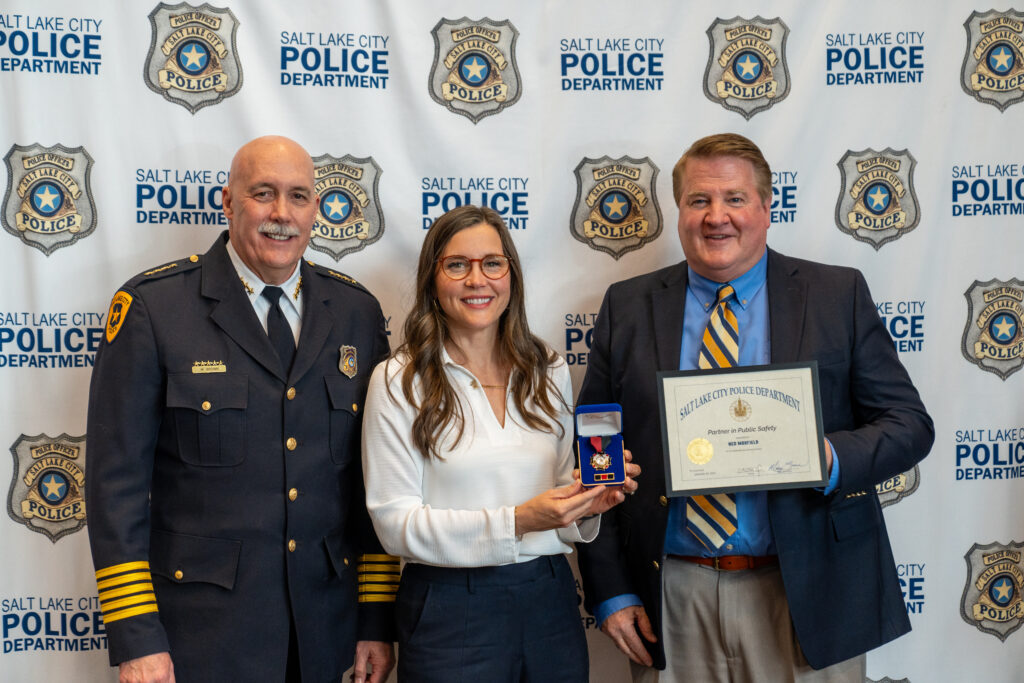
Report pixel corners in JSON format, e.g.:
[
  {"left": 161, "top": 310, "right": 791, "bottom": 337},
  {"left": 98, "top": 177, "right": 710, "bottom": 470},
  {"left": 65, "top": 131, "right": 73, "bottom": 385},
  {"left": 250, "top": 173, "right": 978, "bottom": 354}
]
[{"left": 396, "top": 555, "right": 588, "bottom": 682}]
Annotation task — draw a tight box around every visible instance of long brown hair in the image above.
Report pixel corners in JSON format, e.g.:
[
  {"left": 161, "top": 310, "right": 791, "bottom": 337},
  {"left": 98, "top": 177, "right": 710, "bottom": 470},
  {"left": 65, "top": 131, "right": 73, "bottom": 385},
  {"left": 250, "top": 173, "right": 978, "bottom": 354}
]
[{"left": 392, "top": 205, "right": 566, "bottom": 459}]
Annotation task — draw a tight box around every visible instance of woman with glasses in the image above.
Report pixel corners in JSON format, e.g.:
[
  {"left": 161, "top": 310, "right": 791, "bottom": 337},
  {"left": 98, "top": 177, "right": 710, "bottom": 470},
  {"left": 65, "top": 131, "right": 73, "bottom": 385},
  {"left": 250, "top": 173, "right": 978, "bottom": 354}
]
[{"left": 362, "top": 204, "right": 637, "bottom": 681}]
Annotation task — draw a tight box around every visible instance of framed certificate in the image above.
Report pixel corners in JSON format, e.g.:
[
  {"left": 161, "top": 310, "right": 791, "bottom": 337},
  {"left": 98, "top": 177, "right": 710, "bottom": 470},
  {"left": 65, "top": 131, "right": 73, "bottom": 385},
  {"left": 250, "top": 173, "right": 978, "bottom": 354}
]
[{"left": 657, "top": 362, "right": 826, "bottom": 496}]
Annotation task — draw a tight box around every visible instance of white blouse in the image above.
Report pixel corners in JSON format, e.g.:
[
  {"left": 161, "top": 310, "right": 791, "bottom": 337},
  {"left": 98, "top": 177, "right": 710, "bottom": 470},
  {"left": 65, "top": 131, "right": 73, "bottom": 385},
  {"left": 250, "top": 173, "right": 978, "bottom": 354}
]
[{"left": 361, "top": 348, "right": 599, "bottom": 567}]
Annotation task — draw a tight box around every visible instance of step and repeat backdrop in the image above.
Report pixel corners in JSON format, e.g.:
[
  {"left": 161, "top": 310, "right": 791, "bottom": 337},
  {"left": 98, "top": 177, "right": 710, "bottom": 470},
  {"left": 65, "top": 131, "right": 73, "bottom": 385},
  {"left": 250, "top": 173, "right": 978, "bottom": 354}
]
[{"left": 1, "top": 0, "right": 1023, "bottom": 680}]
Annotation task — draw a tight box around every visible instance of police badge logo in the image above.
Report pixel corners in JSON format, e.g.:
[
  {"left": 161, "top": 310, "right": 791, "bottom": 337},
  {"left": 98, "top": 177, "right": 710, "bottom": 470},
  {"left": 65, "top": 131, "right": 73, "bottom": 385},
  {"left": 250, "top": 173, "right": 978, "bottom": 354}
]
[
  {"left": 144, "top": 3, "right": 243, "bottom": 113},
  {"left": 961, "top": 278, "right": 1024, "bottom": 380},
  {"left": 570, "top": 156, "right": 662, "bottom": 260},
  {"left": 875, "top": 465, "right": 920, "bottom": 508},
  {"left": 961, "top": 541, "right": 1024, "bottom": 641},
  {"left": 962, "top": 10, "right": 1024, "bottom": 112},
  {"left": 2, "top": 143, "right": 96, "bottom": 256},
  {"left": 7, "top": 434, "right": 87, "bottom": 543},
  {"left": 339, "top": 345, "right": 357, "bottom": 378},
  {"left": 429, "top": 17, "right": 522, "bottom": 123},
  {"left": 704, "top": 17, "right": 791, "bottom": 119},
  {"left": 310, "top": 155, "right": 384, "bottom": 260},
  {"left": 835, "top": 148, "right": 919, "bottom": 250}
]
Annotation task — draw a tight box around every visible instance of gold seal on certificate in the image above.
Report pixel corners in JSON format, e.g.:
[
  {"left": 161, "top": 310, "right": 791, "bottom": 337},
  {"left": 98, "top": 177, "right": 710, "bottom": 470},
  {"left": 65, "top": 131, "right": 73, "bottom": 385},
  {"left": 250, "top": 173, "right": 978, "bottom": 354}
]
[
  {"left": 658, "top": 362, "right": 827, "bottom": 497},
  {"left": 687, "top": 438, "right": 714, "bottom": 464}
]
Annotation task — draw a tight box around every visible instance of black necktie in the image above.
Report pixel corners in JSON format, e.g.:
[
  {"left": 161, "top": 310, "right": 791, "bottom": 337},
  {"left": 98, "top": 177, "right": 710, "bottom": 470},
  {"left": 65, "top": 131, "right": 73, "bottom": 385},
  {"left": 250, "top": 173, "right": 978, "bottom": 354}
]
[{"left": 262, "top": 286, "right": 295, "bottom": 373}]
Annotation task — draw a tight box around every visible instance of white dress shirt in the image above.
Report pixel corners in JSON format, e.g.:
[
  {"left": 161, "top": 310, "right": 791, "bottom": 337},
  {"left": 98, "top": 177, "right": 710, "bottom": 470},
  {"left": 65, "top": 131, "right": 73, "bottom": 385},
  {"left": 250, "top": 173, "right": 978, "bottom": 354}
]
[
  {"left": 362, "top": 347, "right": 598, "bottom": 567},
  {"left": 225, "top": 238, "right": 303, "bottom": 344}
]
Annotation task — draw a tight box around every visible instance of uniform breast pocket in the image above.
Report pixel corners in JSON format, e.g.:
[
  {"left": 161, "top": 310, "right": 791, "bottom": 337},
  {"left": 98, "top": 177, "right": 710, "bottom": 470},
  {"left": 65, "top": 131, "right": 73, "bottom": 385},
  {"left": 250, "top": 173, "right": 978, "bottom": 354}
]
[
  {"left": 325, "top": 376, "right": 360, "bottom": 466},
  {"left": 166, "top": 373, "right": 248, "bottom": 467}
]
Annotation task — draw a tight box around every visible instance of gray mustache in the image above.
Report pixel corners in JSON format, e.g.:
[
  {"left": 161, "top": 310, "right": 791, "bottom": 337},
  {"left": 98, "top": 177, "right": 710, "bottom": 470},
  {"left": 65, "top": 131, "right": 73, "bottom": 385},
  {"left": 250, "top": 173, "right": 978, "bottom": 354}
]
[{"left": 258, "top": 222, "right": 301, "bottom": 237}]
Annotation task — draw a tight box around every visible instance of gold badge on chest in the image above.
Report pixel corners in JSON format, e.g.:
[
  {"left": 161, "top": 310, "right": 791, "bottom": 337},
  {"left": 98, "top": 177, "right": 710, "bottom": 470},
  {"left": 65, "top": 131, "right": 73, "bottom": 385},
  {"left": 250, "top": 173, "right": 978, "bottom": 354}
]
[{"left": 339, "top": 345, "right": 357, "bottom": 378}]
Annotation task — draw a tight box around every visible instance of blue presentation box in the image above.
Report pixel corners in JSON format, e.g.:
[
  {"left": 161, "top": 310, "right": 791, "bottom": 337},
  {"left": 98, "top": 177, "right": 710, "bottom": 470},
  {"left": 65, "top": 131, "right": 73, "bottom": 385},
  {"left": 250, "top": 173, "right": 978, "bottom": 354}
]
[{"left": 576, "top": 403, "right": 625, "bottom": 487}]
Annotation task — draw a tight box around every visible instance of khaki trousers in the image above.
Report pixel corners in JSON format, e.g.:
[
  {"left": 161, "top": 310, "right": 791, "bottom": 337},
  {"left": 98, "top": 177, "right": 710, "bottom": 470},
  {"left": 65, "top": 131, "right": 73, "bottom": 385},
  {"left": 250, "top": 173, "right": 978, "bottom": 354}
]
[{"left": 630, "top": 557, "right": 865, "bottom": 683}]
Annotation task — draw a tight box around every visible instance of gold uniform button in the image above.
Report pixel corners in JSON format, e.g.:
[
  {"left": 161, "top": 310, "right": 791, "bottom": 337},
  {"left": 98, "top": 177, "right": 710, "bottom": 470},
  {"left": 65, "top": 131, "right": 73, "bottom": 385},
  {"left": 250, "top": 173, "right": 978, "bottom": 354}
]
[
  {"left": 286, "top": 387, "right": 296, "bottom": 400},
  {"left": 201, "top": 400, "right": 212, "bottom": 411},
  {"left": 343, "top": 557, "right": 349, "bottom": 566},
  {"left": 658, "top": 495, "right": 668, "bottom": 507},
  {"left": 288, "top": 540, "right": 296, "bottom": 552},
  {"left": 351, "top": 403, "right": 358, "bottom": 412},
  {"left": 288, "top": 488, "right": 298, "bottom": 501},
  {"left": 652, "top": 560, "right": 660, "bottom": 571},
  {"left": 189, "top": 254, "right": 199, "bottom": 263},
  {"left": 286, "top": 437, "right": 297, "bottom": 451},
  {"left": 174, "top": 570, "right": 183, "bottom": 580}
]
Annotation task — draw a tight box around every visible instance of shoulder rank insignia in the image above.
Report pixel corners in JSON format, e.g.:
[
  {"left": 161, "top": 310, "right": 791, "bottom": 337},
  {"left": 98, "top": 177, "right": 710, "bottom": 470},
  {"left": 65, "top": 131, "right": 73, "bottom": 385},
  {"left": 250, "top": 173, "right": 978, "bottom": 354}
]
[
  {"left": 105, "top": 291, "right": 133, "bottom": 343},
  {"left": 327, "top": 268, "right": 359, "bottom": 286},
  {"left": 339, "top": 345, "right": 357, "bottom": 378},
  {"left": 143, "top": 262, "right": 178, "bottom": 276},
  {"left": 308, "top": 259, "right": 368, "bottom": 293},
  {"left": 137, "top": 254, "right": 201, "bottom": 281}
]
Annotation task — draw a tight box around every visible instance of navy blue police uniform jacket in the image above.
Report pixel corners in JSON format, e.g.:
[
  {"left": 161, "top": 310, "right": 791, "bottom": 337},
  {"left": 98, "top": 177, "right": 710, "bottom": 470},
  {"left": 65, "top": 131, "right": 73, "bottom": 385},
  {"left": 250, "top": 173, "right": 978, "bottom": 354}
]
[
  {"left": 576, "top": 249, "right": 935, "bottom": 670},
  {"left": 85, "top": 232, "right": 398, "bottom": 682}
]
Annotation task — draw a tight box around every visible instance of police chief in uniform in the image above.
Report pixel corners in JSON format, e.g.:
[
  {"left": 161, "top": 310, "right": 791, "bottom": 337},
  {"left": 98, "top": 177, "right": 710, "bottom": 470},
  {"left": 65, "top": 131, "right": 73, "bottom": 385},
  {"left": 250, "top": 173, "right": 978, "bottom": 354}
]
[
  {"left": 577, "top": 133, "right": 934, "bottom": 682},
  {"left": 85, "top": 136, "right": 398, "bottom": 683}
]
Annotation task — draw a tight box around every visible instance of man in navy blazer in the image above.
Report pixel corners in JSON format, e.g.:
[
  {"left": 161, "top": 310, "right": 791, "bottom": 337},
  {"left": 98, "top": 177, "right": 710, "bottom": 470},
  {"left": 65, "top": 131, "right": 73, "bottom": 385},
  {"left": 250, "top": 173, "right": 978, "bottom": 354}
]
[{"left": 577, "top": 133, "right": 933, "bottom": 682}]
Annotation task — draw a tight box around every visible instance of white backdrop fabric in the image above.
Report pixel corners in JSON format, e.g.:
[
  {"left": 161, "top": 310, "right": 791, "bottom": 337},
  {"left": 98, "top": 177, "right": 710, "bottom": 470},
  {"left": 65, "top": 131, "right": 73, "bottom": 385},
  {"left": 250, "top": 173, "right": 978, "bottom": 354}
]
[{"left": 1, "top": 1, "right": 1023, "bottom": 681}]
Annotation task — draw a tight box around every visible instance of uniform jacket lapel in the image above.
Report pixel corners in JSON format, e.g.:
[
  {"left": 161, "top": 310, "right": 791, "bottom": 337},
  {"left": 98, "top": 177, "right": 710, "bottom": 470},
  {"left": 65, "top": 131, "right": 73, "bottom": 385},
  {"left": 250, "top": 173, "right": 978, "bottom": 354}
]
[
  {"left": 201, "top": 236, "right": 288, "bottom": 381},
  {"left": 289, "top": 260, "right": 334, "bottom": 383}
]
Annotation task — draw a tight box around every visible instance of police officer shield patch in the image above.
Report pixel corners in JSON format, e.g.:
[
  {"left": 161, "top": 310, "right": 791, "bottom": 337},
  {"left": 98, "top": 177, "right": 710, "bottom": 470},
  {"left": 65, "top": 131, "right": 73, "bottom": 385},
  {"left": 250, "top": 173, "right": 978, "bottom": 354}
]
[
  {"left": 835, "top": 148, "right": 920, "bottom": 250},
  {"left": 429, "top": 17, "right": 522, "bottom": 123},
  {"left": 2, "top": 143, "right": 97, "bottom": 255},
  {"left": 7, "top": 434, "right": 88, "bottom": 543},
  {"left": 339, "top": 345, "right": 357, "bottom": 378},
  {"left": 144, "top": 2, "right": 244, "bottom": 113},
  {"left": 961, "top": 10, "right": 1024, "bottom": 112},
  {"left": 961, "top": 541, "right": 1024, "bottom": 641},
  {"left": 962, "top": 278, "right": 1024, "bottom": 380},
  {"left": 570, "top": 156, "right": 662, "bottom": 260},
  {"left": 311, "top": 155, "right": 385, "bottom": 260},
  {"left": 704, "top": 16, "right": 791, "bottom": 119}
]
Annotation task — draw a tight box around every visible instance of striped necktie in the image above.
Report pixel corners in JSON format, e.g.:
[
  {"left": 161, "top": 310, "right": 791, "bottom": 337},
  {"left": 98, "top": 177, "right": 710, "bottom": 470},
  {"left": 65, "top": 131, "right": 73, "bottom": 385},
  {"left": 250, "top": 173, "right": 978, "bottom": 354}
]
[{"left": 686, "top": 284, "right": 740, "bottom": 549}]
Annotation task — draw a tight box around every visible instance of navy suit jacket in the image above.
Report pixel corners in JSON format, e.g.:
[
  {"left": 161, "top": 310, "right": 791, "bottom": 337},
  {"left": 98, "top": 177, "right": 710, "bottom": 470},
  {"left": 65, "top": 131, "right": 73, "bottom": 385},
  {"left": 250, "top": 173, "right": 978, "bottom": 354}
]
[
  {"left": 86, "top": 233, "right": 395, "bottom": 682},
  {"left": 576, "top": 249, "right": 934, "bottom": 669}
]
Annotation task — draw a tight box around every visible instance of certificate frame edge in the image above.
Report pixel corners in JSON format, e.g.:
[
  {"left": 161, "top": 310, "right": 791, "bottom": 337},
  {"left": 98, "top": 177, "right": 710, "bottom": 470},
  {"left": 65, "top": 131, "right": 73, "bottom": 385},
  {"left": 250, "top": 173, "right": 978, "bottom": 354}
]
[{"left": 656, "top": 361, "right": 827, "bottom": 497}]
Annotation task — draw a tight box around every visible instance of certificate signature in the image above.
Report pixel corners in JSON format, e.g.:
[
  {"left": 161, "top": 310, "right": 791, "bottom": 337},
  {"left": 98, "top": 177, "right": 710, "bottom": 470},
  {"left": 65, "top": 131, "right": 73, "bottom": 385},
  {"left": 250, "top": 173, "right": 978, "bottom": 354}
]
[{"left": 737, "top": 459, "right": 802, "bottom": 476}]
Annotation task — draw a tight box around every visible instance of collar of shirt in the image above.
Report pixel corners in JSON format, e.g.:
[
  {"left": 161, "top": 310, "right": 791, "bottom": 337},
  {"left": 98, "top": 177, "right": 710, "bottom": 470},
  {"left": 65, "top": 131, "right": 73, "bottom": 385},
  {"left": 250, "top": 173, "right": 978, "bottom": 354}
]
[
  {"left": 440, "top": 344, "right": 509, "bottom": 389},
  {"left": 225, "top": 238, "right": 304, "bottom": 339},
  {"left": 686, "top": 248, "right": 769, "bottom": 313}
]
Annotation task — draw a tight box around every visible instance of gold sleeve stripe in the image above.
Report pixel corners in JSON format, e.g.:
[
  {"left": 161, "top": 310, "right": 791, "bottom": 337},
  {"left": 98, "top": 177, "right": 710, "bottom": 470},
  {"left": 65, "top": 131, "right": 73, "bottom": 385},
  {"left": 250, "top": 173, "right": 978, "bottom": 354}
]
[
  {"left": 98, "top": 582, "right": 155, "bottom": 601},
  {"left": 358, "top": 573, "right": 400, "bottom": 584},
  {"left": 358, "top": 584, "right": 399, "bottom": 594},
  {"left": 101, "top": 593, "right": 158, "bottom": 613},
  {"left": 97, "top": 571, "right": 153, "bottom": 591},
  {"left": 101, "top": 603, "right": 159, "bottom": 624},
  {"left": 358, "top": 593, "right": 397, "bottom": 603},
  {"left": 359, "top": 554, "right": 400, "bottom": 563},
  {"left": 95, "top": 561, "right": 150, "bottom": 580},
  {"left": 358, "top": 564, "right": 401, "bottom": 573}
]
